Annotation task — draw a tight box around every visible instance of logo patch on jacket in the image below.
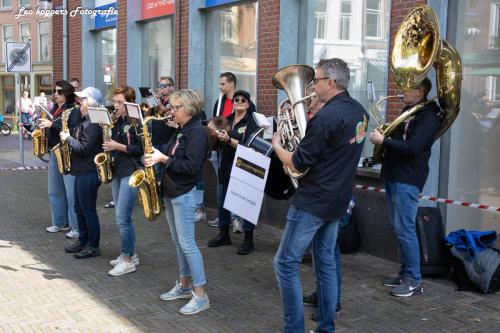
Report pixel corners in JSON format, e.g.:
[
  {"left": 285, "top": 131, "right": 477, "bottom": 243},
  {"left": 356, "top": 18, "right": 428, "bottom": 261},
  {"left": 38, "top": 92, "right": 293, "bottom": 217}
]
[
  {"left": 349, "top": 115, "right": 368, "bottom": 144},
  {"left": 237, "top": 126, "right": 246, "bottom": 134}
]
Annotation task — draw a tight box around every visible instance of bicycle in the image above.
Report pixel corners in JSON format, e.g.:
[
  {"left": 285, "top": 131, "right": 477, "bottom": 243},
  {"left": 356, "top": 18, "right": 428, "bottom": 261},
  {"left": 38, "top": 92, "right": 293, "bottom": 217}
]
[{"left": 0, "top": 114, "right": 12, "bottom": 136}]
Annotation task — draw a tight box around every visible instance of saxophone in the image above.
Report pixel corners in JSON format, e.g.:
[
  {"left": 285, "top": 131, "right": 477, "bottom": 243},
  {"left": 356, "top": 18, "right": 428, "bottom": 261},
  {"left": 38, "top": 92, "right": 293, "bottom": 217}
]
[
  {"left": 51, "top": 107, "right": 75, "bottom": 174},
  {"left": 32, "top": 106, "right": 48, "bottom": 157},
  {"left": 129, "top": 114, "right": 172, "bottom": 221},
  {"left": 94, "top": 110, "right": 116, "bottom": 183}
]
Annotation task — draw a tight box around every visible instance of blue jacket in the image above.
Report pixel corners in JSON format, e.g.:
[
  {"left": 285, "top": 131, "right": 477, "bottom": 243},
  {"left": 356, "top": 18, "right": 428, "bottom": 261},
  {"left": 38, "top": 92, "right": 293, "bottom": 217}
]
[{"left": 445, "top": 229, "right": 497, "bottom": 260}]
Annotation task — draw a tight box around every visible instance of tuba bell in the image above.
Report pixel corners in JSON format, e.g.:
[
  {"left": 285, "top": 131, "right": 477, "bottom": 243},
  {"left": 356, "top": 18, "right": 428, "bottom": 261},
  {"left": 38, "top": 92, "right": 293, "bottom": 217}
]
[
  {"left": 373, "top": 5, "right": 462, "bottom": 162},
  {"left": 272, "top": 64, "right": 315, "bottom": 188}
]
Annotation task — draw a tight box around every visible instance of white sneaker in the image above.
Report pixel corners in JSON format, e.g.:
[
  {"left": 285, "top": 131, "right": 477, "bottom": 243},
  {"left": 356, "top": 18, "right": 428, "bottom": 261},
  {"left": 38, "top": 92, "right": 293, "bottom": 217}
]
[
  {"left": 232, "top": 218, "right": 243, "bottom": 233},
  {"left": 46, "top": 225, "right": 69, "bottom": 233},
  {"left": 195, "top": 208, "right": 207, "bottom": 222},
  {"left": 207, "top": 217, "right": 219, "bottom": 227},
  {"left": 110, "top": 254, "right": 140, "bottom": 267},
  {"left": 108, "top": 260, "right": 136, "bottom": 276},
  {"left": 66, "top": 229, "right": 79, "bottom": 239}
]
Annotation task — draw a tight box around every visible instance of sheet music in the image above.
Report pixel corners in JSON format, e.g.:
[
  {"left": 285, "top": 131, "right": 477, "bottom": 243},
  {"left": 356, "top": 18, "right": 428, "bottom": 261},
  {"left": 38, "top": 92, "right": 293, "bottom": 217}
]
[
  {"left": 87, "top": 107, "right": 111, "bottom": 125},
  {"left": 124, "top": 102, "right": 143, "bottom": 123}
]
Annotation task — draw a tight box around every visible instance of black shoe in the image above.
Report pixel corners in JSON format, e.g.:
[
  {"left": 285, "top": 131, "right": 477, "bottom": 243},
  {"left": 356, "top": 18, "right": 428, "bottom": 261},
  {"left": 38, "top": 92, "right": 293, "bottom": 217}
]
[
  {"left": 237, "top": 230, "right": 254, "bottom": 255},
  {"left": 74, "top": 247, "right": 101, "bottom": 259},
  {"left": 303, "top": 291, "right": 318, "bottom": 306},
  {"left": 207, "top": 227, "right": 231, "bottom": 247},
  {"left": 104, "top": 201, "right": 115, "bottom": 208},
  {"left": 65, "top": 242, "right": 87, "bottom": 253}
]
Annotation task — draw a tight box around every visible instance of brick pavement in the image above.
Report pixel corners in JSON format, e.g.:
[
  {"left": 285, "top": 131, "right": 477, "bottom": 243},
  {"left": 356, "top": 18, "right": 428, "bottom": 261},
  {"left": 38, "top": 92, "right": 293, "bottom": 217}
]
[{"left": 0, "top": 142, "right": 499, "bottom": 332}]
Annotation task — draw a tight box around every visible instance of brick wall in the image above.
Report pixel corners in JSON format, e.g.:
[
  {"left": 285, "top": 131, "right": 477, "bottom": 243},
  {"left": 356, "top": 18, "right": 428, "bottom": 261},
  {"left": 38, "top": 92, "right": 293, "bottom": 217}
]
[
  {"left": 257, "top": 0, "right": 281, "bottom": 116},
  {"left": 116, "top": 0, "right": 127, "bottom": 87},
  {"left": 68, "top": 0, "right": 82, "bottom": 83},
  {"left": 174, "top": 0, "right": 189, "bottom": 90},
  {"left": 386, "top": 0, "right": 427, "bottom": 121},
  {"left": 52, "top": 0, "right": 63, "bottom": 82},
  {"left": 51, "top": 1, "right": 82, "bottom": 83}
]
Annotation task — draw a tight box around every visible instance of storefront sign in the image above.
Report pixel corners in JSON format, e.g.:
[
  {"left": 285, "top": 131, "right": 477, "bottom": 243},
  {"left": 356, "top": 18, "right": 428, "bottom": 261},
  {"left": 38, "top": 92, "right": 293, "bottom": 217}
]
[
  {"left": 205, "top": 0, "right": 237, "bottom": 8},
  {"left": 142, "top": 0, "right": 174, "bottom": 20},
  {"left": 95, "top": 0, "right": 117, "bottom": 29}
]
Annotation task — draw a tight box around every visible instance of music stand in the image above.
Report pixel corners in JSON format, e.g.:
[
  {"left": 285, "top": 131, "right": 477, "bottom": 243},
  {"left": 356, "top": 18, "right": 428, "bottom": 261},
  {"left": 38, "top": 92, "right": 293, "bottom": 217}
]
[
  {"left": 139, "top": 87, "right": 153, "bottom": 98},
  {"left": 146, "top": 95, "right": 161, "bottom": 108},
  {"left": 87, "top": 106, "right": 111, "bottom": 126}
]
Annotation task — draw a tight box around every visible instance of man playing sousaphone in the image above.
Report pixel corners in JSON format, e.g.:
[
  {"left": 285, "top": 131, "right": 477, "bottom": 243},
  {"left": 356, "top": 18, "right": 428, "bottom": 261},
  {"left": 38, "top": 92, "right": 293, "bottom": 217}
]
[{"left": 369, "top": 78, "right": 440, "bottom": 297}]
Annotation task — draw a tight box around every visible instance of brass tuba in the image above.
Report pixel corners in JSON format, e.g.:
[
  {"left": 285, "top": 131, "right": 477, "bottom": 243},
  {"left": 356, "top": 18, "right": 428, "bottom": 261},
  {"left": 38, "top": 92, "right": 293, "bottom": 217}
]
[
  {"left": 94, "top": 109, "right": 116, "bottom": 183},
  {"left": 128, "top": 114, "right": 172, "bottom": 221},
  {"left": 52, "top": 107, "right": 76, "bottom": 174},
  {"left": 373, "top": 5, "right": 462, "bottom": 162},
  {"left": 272, "top": 64, "right": 315, "bottom": 188},
  {"left": 32, "top": 105, "right": 49, "bottom": 157}
]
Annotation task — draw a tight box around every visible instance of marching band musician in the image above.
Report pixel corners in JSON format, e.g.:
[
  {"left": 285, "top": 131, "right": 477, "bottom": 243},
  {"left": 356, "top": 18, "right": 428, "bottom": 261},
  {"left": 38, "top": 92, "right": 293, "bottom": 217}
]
[
  {"left": 40, "top": 80, "right": 81, "bottom": 238},
  {"left": 103, "top": 86, "right": 143, "bottom": 277},
  {"left": 207, "top": 90, "right": 259, "bottom": 255},
  {"left": 369, "top": 77, "right": 439, "bottom": 298},
  {"left": 272, "top": 58, "right": 369, "bottom": 333},
  {"left": 61, "top": 87, "right": 104, "bottom": 259},
  {"left": 144, "top": 89, "right": 211, "bottom": 315},
  {"left": 151, "top": 77, "right": 178, "bottom": 194}
]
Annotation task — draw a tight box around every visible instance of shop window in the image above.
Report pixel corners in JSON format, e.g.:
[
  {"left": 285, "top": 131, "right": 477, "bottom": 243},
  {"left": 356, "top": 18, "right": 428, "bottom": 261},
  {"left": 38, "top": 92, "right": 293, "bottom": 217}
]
[
  {"left": 142, "top": 16, "right": 174, "bottom": 90},
  {"left": 95, "top": 29, "right": 117, "bottom": 105},
  {"left": 205, "top": 2, "right": 257, "bottom": 115}
]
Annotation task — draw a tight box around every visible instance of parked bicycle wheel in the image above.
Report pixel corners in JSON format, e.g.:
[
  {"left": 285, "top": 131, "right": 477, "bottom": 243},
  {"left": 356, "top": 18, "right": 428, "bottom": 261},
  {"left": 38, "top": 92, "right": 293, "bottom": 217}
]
[{"left": 0, "top": 122, "right": 11, "bottom": 136}]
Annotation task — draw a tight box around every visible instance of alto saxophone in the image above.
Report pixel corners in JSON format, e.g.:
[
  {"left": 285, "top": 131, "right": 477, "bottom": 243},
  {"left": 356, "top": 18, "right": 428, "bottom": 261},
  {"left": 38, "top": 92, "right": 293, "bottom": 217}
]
[
  {"left": 94, "top": 110, "right": 116, "bottom": 183},
  {"left": 32, "top": 106, "right": 48, "bottom": 157},
  {"left": 51, "top": 107, "right": 75, "bottom": 174},
  {"left": 129, "top": 114, "right": 173, "bottom": 221}
]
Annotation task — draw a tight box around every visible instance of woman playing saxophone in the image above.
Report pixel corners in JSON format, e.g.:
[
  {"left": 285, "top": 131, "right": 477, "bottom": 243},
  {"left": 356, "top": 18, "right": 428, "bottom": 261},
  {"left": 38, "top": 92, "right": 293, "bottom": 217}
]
[
  {"left": 103, "top": 86, "right": 143, "bottom": 277},
  {"left": 60, "top": 87, "right": 104, "bottom": 259},
  {"left": 40, "top": 80, "right": 81, "bottom": 238}
]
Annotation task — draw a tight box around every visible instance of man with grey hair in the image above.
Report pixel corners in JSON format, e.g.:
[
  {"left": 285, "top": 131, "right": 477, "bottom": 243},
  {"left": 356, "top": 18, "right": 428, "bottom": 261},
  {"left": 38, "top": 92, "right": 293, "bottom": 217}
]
[{"left": 272, "top": 58, "right": 369, "bottom": 332}]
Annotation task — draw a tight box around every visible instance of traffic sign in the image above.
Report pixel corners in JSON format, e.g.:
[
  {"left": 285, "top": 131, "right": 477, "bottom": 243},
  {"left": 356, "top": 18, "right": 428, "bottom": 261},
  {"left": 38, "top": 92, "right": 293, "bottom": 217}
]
[{"left": 4, "top": 42, "right": 32, "bottom": 73}]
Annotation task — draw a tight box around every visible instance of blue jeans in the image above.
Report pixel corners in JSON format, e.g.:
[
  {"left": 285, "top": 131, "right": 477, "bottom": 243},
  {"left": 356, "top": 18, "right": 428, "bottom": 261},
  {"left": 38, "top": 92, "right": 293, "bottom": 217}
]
[
  {"left": 194, "top": 178, "right": 204, "bottom": 209},
  {"left": 48, "top": 152, "right": 78, "bottom": 229},
  {"left": 275, "top": 206, "right": 339, "bottom": 333},
  {"left": 218, "top": 181, "right": 254, "bottom": 231},
  {"left": 75, "top": 172, "right": 101, "bottom": 248},
  {"left": 111, "top": 176, "right": 138, "bottom": 257},
  {"left": 385, "top": 181, "right": 422, "bottom": 283},
  {"left": 163, "top": 187, "right": 207, "bottom": 287}
]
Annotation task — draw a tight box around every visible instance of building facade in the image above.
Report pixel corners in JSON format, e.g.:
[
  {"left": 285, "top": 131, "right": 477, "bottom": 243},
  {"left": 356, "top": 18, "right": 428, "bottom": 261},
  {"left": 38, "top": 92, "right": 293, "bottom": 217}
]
[
  {"left": 0, "top": 0, "right": 53, "bottom": 121},
  {"left": 51, "top": 0, "right": 500, "bottom": 258}
]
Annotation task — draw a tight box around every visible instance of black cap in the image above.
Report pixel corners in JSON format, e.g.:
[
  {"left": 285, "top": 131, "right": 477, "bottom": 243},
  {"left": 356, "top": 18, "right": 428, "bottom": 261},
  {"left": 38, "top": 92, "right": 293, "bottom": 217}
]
[{"left": 233, "top": 90, "right": 251, "bottom": 101}]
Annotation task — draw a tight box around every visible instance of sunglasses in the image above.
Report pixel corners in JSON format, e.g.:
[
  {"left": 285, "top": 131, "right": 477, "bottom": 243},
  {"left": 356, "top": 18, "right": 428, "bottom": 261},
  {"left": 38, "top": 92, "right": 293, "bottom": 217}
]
[
  {"left": 54, "top": 88, "right": 64, "bottom": 94},
  {"left": 159, "top": 83, "right": 173, "bottom": 88},
  {"left": 233, "top": 97, "right": 247, "bottom": 104}
]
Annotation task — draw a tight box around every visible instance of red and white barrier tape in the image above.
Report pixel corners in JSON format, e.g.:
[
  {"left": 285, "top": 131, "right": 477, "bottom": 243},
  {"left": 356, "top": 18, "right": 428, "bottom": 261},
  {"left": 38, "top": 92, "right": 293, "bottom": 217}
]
[
  {"left": 353, "top": 184, "right": 500, "bottom": 213},
  {"left": 0, "top": 166, "right": 48, "bottom": 171}
]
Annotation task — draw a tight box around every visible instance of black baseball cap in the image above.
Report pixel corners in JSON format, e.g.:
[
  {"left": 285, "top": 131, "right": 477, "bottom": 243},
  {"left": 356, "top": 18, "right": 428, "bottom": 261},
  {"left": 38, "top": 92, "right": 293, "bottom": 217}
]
[{"left": 233, "top": 90, "right": 251, "bottom": 101}]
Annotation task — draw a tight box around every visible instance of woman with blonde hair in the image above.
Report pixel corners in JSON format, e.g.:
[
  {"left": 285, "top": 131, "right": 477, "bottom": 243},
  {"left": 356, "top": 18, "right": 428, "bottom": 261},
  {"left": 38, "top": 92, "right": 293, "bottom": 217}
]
[{"left": 145, "top": 89, "right": 210, "bottom": 315}]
